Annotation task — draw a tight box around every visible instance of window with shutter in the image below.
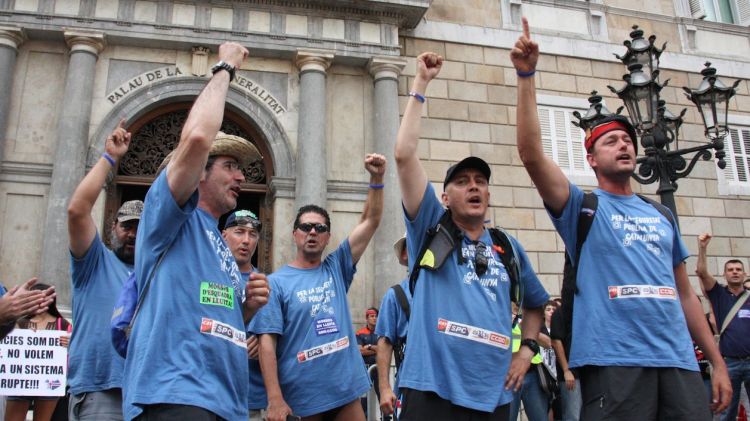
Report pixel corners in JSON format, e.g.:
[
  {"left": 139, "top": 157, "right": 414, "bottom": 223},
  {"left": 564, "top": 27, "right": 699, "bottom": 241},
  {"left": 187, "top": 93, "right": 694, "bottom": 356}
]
[
  {"left": 722, "top": 127, "right": 750, "bottom": 184},
  {"left": 538, "top": 105, "right": 592, "bottom": 177}
]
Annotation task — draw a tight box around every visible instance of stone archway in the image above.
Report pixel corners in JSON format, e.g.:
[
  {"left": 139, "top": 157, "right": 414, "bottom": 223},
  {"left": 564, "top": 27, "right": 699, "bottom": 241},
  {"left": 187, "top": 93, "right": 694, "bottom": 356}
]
[{"left": 88, "top": 76, "right": 294, "bottom": 272}]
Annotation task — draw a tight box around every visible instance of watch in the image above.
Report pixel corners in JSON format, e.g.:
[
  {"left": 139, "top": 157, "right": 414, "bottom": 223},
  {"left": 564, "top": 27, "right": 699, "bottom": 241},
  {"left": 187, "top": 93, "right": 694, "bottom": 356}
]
[
  {"left": 520, "top": 338, "right": 540, "bottom": 355},
  {"left": 211, "top": 60, "right": 236, "bottom": 82}
]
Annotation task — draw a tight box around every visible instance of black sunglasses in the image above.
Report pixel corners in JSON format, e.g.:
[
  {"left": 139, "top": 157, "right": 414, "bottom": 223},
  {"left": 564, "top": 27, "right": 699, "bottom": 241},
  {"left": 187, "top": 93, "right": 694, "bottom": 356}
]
[
  {"left": 297, "top": 223, "right": 329, "bottom": 233},
  {"left": 474, "top": 241, "right": 488, "bottom": 277}
]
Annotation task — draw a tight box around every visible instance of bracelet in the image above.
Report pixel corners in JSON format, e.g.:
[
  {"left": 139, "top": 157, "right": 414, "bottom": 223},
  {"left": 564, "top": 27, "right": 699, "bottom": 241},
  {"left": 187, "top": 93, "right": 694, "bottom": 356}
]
[
  {"left": 102, "top": 153, "right": 116, "bottom": 167},
  {"left": 408, "top": 91, "right": 426, "bottom": 103},
  {"left": 369, "top": 184, "right": 384, "bottom": 189},
  {"left": 517, "top": 69, "right": 536, "bottom": 78}
]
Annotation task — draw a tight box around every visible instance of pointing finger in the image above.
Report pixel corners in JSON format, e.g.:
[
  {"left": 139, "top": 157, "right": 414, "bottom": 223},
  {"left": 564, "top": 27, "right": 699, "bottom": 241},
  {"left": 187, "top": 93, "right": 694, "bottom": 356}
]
[
  {"left": 522, "top": 17, "right": 530, "bottom": 39},
  {"left": 117, "top": 118, "right": 127, "bottom": 130}
]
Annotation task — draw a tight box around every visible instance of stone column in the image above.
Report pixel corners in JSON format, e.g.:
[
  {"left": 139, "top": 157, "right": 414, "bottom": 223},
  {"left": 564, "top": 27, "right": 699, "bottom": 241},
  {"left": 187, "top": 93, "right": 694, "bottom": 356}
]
[
  {"left": 294, "top": 49, "right": 333, "bottom": 210},
  {"left": 40, "top": 31, "right": 105, "bottom": 307},
  {"left": 0, "top": 26, "right": 26, "bottom": 164},
  {"left": 368, "top": 57, "right": 406, "bottom": 301}
]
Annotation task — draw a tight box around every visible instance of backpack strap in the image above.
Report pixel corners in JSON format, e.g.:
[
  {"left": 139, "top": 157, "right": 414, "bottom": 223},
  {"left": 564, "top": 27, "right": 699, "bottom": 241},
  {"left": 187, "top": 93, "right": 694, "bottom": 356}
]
[
  {"left": 488, "top": 228, "right": 522, "bottom": 305},
  {"left": 720, "top": 290, "right": 750, "bottom": 337},
  {"left": 128, "top": 246, "right": 170, "bottom": 335},
  {"left": 391, "top": 284, "right": 410, "bottom": 320},
  {"left": 574, "top": 192, "right": 598, "bottom": 270}
]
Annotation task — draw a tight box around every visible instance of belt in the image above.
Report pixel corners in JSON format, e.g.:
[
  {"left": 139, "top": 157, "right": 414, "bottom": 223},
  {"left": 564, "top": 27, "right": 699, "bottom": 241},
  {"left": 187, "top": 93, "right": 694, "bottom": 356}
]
[{"left": 725, "top": 356, "right": 750, "bottom": 360}]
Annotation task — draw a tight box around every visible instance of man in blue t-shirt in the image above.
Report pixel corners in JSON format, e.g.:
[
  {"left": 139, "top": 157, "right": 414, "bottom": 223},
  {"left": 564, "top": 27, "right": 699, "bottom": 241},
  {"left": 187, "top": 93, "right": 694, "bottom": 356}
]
[
  {"left": 253, "top": 154, "right": 385, "bottom": 421},
  {"left": 375, "top": 235, "right": 411, "bottom": 419},
  {"left": 66, "top": 119, "right": 144, "bottom": 421},
  {"left": 697, "top": 232, "right": 750, "bottom": 421},
  {"left": 394, "top": 52, "right": 549, "bottom": 421},
  {"left": 122, "top": 42, "right": 270, "bottom": 421},
  {"left": 513, "top": 18, "right": 730, "bottom": 420},
  {"left": 222, "top": 209, "right": 267, "bottom": 421}
]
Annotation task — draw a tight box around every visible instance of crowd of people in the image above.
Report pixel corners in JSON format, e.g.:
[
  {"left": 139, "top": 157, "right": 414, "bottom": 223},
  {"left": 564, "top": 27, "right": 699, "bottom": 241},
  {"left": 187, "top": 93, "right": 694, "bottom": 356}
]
[{"left": 0, "top": 17, "right": 748, "bottom": 421}]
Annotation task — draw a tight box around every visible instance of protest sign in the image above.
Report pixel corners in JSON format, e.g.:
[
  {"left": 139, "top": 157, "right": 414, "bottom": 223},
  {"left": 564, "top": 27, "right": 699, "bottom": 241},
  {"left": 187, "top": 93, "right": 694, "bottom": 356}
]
[{"left": 0, "top": 329, "right": 67, "bottom": 396}]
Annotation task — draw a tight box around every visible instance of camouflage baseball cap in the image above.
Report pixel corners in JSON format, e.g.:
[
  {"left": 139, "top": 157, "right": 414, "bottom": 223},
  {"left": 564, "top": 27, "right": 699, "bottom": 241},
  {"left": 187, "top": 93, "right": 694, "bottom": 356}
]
[{"left": 116, "top": 200, "right": 144, "bottom": 223}]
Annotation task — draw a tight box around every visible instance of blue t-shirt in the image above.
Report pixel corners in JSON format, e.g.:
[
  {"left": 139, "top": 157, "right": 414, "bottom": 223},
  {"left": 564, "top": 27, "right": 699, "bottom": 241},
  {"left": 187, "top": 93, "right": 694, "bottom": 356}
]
[
  {"left": 551, "top": 183, "right": 696, "bottom": 371},
  {"left": 122, "top": 171, "right": 249, "bottom": 421},
  {"left": 707, "top": 284, "right": 750, "bottom": 358},
  {"left": 398, "top": 184, "right": 549, "bottom": 412},
  {"left": 68, "top": 233, "right": 129, "bottom": 395},
  {"left": 375, "top": 279, "right": 411, "bottom": 348},
  {"left": 250, "top": 240, "right": 369, "bottom": 417},
  {"left": 374, "top": 278, "right": 411, "bottom": 390}
]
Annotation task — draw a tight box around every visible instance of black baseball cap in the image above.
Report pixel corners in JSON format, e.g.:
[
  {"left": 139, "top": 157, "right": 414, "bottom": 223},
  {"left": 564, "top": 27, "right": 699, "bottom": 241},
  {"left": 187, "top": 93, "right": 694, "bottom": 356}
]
[{"left": 443, "top": 157, "right": 491, "bottom": 190}]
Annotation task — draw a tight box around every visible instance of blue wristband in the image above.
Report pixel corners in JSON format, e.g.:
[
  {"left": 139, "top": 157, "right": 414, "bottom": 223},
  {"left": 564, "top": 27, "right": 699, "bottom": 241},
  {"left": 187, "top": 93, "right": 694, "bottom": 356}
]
[
  {"left": 102, "top": 153, "right": 116, "bottom": 167},
  {"left": 517, "top": 69, "right": 536, "bottom": 78},
  {"left": 408, "top": 91, "right": 426, "bottom": 103},
  {"left": 369, "top": 184, "right": 384, "bottom": 189}
]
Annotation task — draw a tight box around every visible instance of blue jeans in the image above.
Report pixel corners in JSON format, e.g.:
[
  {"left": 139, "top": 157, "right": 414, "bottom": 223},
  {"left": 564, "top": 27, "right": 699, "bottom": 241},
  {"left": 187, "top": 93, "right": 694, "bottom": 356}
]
[
  {"left": 509, "top": 366, "right": 549, "bottom": 421},
  {"left": 721, "top": 357, "right": 750, "bottom": 421},
  {"left": 559, "top": 377, "right": 581, "bottom": 421}
]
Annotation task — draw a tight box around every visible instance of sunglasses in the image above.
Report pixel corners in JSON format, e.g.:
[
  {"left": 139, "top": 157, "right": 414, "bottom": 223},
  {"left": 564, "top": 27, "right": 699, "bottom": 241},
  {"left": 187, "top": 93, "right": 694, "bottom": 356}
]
[
  {"left": 296, "top": 223, "right": 329, "bottom": 233},
  {"left": 474, "top": 242, "right": 488, "bottom": 277}
]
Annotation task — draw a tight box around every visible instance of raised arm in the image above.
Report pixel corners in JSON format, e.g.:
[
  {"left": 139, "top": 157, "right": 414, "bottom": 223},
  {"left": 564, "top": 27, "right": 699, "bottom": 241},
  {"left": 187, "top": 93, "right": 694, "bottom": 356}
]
[
  {"left": 166, "top": 43, "right": 248, "bottom": 206},
  {"left": 67, "top": 119, "right": 131, "bottom": 258},
  {"left": 258, "top": 333, "right": 293, "bottom": 421},
  {"left": 696, "top": 233, "right": 718, "bottom": 292},
  {"left": 348, "top": 154, "right": 385, "bottom": 263},
  {"left": 395, "top": 52, "right": 442, "bottom": 218},
  {"left": 512, "top": 18, "right": 570, "bottom": 214}
]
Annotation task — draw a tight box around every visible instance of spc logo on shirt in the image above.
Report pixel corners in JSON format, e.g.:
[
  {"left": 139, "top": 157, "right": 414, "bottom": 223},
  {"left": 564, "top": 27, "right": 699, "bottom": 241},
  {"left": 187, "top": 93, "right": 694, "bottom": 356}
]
[
  {"left": 608, "top": 285, "right": 676, "bottom": 300},
  {"left": 296, "top": 336, "right": 349, "bottom": 363},
  {"left": 199, "top": 317, "right": 246, "bottom": 348},
  {"left": 437, "top": 318, "right": 510, "bottom": 349}
]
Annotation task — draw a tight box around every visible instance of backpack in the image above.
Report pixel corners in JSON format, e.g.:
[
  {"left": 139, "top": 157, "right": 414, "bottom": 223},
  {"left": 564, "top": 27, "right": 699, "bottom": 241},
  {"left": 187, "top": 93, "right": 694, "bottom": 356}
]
[
  {"left": 390, "top": 284, "right": 410, "bottom": 369},
  {"left": 559, "top": 192, "right": 675, "bottom": 356},
  {"left": 408, "top": 209, "right": 523, "bottom": 307},
  {"left": 110, "top": 249, "right": 168, "bottom": 358}
]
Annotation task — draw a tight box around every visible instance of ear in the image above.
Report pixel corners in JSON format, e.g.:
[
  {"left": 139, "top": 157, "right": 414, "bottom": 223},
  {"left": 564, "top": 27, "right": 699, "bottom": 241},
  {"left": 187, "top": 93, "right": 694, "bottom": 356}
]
[
  {"left": 441, "top": 191, "right": 450, "bottom": 207},
  {"left": 586, "top": 152, "right": 597, "bottom": 170},
  {"left": 221, "top": 230, "right": 228, "bottom": 241}
]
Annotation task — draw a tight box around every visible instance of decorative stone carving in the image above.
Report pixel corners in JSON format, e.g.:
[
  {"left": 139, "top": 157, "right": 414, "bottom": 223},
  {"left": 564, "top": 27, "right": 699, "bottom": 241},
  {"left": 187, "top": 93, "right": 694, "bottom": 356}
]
[
  {"left": 64, "top": 30, "right": 106, "bottom": 55},
  {"left": 119, "top": 109, "right": 266, "bottom": 183},
  {"left": 191, "top": 45, "right": 210, "bottom": 76},
  {"left": 0, "top": 26, "right": 26, "bottom": 50}
]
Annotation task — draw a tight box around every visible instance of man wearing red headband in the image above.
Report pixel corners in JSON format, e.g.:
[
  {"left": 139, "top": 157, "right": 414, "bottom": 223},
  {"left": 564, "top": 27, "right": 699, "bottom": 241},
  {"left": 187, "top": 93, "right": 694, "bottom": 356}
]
[{"left": 513, "top": 17, "right": 730, "bottom": 421}]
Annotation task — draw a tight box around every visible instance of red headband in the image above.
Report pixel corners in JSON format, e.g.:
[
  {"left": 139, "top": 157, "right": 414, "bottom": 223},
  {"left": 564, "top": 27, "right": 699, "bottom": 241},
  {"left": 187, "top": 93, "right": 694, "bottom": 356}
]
[
  {"left": 584, "top": 121, "right": 630, "bottom": 151},
  {"left": 366, "top": 309, "right": 377, "bottom": 316}
]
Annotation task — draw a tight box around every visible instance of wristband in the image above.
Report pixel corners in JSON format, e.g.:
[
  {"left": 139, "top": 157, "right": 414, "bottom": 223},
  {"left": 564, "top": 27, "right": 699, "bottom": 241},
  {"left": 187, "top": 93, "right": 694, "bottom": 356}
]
[
  {"left": 369, "top": 184, "right": 384, "bottom": 189},
  {"left": 102, "top": 153, "right": 116, "bottom": 167},
  {"left": 516, "top": 69, "right": 536, "bottom": 78},
  {"left": 408, "top": 91, "right": 426, "bottom": 103}
]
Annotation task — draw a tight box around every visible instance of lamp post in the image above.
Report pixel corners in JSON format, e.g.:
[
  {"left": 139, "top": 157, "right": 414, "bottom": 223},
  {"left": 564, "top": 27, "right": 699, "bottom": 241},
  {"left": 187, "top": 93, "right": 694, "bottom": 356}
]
[{"left": 575, "top": 25, "right": 739, "bottom": 226}]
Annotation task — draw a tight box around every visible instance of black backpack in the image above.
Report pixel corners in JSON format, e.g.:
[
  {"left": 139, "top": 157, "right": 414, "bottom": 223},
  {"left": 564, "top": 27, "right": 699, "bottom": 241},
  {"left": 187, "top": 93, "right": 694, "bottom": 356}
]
[
  {"left": 389, "top": 284, "right": 410, "bottom": 369},
  {"left": 408, "top": 209, "right": 523, "bottom": 306},
  {"left": 559, "top": 192, "right": 675, "bottom": 355}
]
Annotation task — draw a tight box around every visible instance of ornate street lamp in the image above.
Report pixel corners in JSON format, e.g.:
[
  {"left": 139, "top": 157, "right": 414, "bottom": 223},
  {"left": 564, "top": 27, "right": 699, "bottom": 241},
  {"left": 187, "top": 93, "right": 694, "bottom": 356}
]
[{"left": 576, "top": 25, "right": 739, "bottom": 224}]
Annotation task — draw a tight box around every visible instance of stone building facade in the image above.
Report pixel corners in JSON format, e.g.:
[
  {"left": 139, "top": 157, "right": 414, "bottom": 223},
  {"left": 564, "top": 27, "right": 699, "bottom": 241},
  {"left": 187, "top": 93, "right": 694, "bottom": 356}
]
[{"left": 0, "top": 0, "right": 748, "bottom": 322}]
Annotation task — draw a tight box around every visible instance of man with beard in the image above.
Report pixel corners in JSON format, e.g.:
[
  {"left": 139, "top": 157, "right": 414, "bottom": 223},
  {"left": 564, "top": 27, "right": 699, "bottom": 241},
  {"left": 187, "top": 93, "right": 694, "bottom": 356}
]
[
  {"left": 221, "top": 209, "right": 267, "bottom": 421},
  {"left": 254, "top": 154, "right": 385, "bottom": 421},
  {"left": 122, "top": 42, "right": 270, "bottom": 421},
  {"left": 67, "top": 119, "right": 142, "bottom": 420},
  {"left": 513, "top": 18, "right": 730, "bottom": 420}
]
